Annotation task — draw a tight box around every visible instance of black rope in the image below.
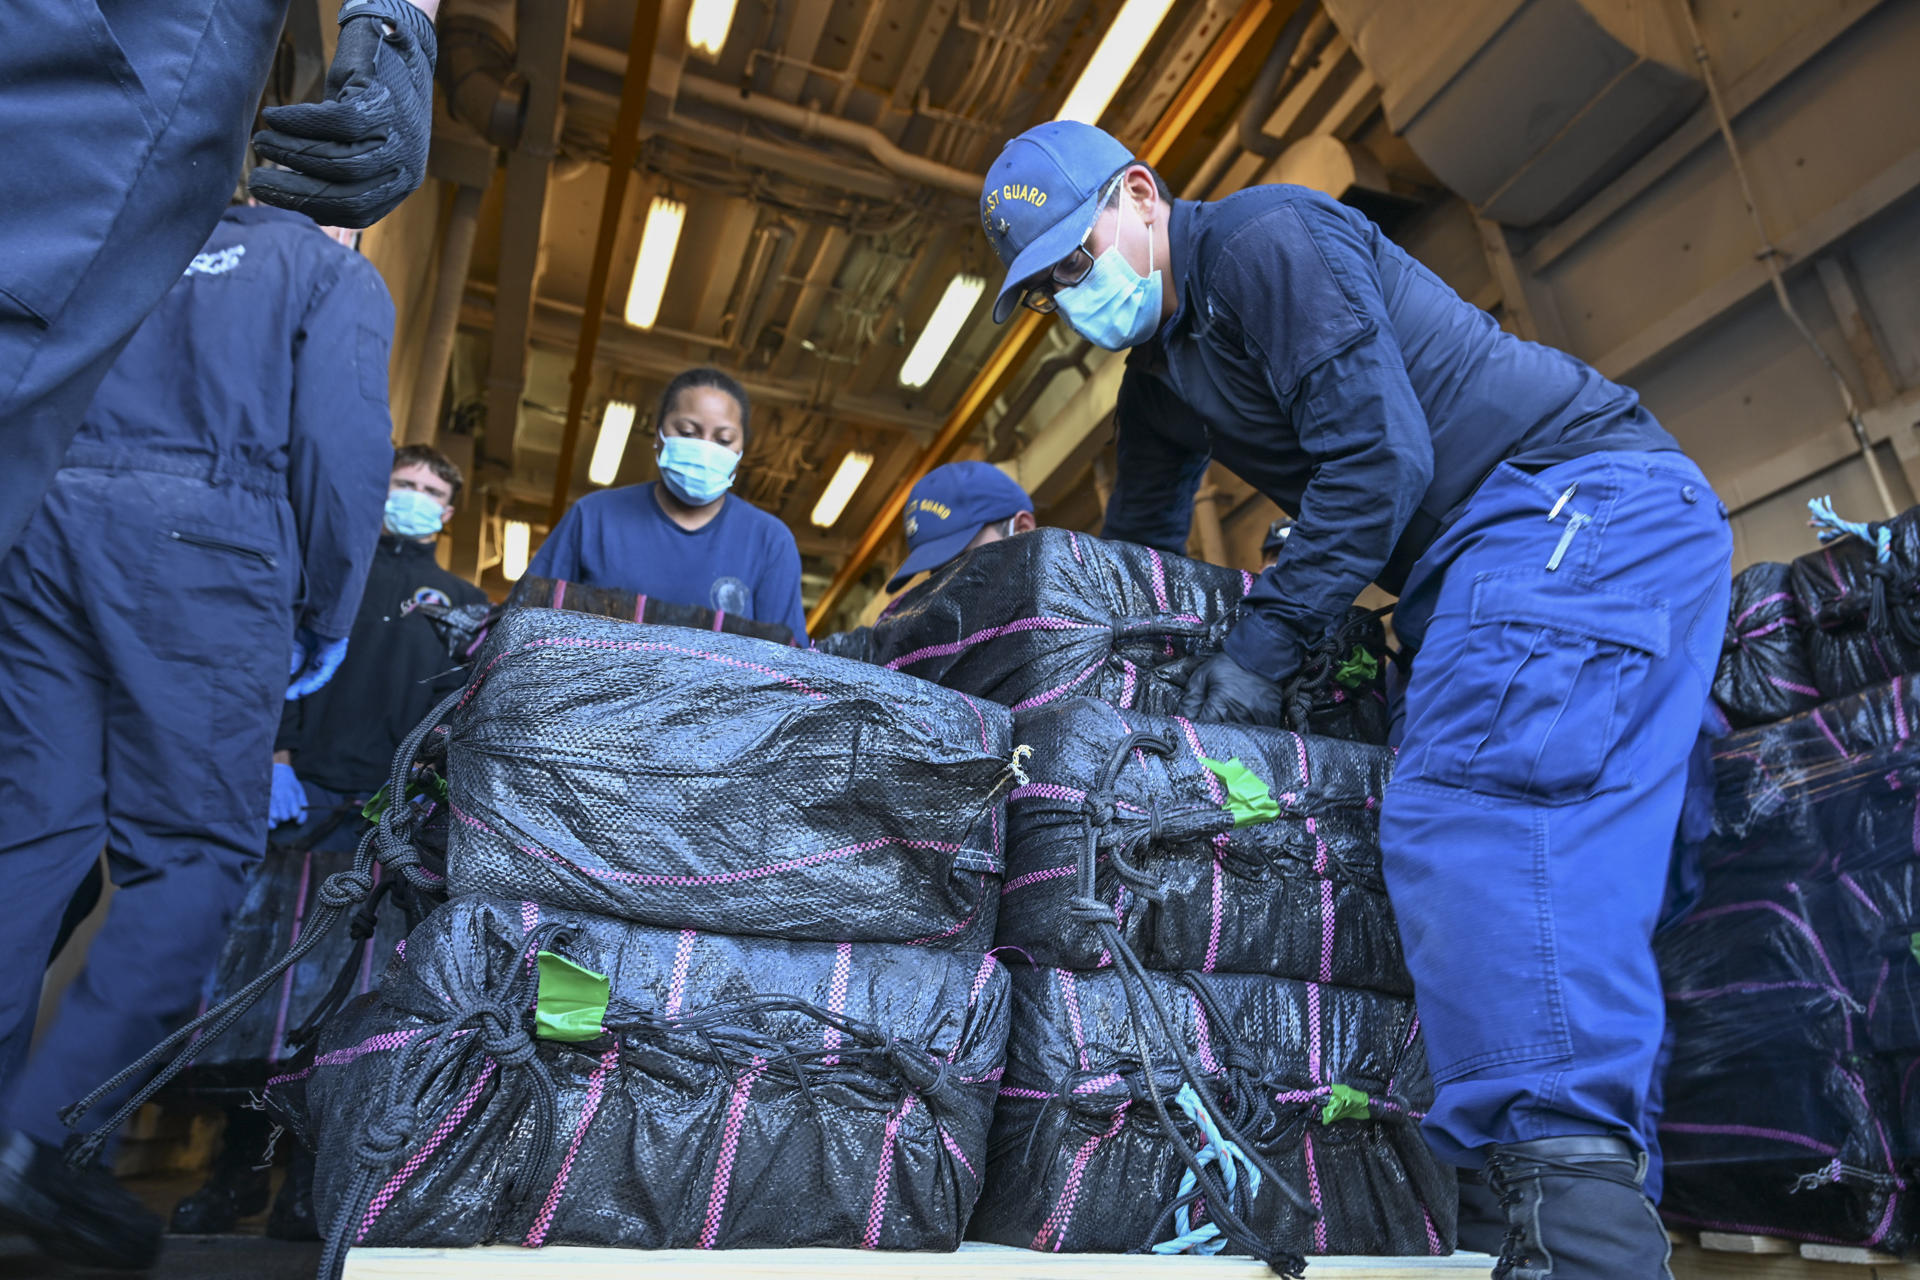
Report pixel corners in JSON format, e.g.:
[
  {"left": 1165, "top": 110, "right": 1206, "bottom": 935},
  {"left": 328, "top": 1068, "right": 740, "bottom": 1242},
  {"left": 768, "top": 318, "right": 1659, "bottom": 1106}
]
[
  {"left": 60, "top": 688, "right": 469, "bottom": 1166},
  {"left": 1067, "top": 730, "right": 1313, "bottom": 1274},
  {"left": 318, "top": 920, "right": 569, "bottom": 1280}
]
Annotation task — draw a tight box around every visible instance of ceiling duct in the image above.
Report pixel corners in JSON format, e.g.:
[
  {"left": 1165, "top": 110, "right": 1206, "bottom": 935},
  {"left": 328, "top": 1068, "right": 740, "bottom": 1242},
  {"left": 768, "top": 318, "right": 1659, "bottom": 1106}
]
[
  {"left": 1320, "top": 0, "right": 1703, "bottom": 226},
  {"left": 437, "top": 0, "right": 529, "bottom": 148}
]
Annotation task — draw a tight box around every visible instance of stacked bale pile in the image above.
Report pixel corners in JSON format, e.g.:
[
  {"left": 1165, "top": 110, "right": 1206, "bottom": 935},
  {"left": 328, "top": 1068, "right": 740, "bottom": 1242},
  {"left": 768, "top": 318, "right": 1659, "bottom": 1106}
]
[
  {"left": 819, "top": 529, "right": 1391, "bottom": 745},
  {"left": 826, "top": 531, "right": 1449, "bottom": 1264},
  {"left": 1663, "top": 500, "right": 1920, "bottom": 1253},
  {"left": 270, "top": 608, "right": 1021, "bottom": 1270}
]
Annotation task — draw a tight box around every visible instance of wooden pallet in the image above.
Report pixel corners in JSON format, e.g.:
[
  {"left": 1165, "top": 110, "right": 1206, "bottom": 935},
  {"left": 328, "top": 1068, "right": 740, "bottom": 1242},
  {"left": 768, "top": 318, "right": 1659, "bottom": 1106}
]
[
  {"left": 343, "top": 1243, "right": 1493, "bottom": 1278},
  {"left": 341, "top": 1237, "right": 1920, "bottom": 1279},
  {"left": 1670, "top": 1230, "right": 1920, "bottom": 1278}
]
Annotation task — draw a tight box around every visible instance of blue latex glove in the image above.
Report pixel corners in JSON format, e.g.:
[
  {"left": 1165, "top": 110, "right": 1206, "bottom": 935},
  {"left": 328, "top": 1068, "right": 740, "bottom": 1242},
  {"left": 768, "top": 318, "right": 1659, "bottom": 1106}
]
[
  {"left": 269, "top": 763, "right": 309, "bottom": 827},
  {"left": 1179, "top": 651, "right": 1289, "bottom": 726},
  {"left": 287, "top": 630, "right": 351, "bottom": 700}
]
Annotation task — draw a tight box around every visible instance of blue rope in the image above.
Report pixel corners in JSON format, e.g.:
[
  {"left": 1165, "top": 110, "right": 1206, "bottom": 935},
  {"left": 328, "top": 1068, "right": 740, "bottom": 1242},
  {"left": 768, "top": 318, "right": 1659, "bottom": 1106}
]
[
  {"left": 1809, "top": 495, "right": 1892, "bottom": 563},
  {"left": 1150, "top": 1083, "right": 1264, "bottom": 1255}
]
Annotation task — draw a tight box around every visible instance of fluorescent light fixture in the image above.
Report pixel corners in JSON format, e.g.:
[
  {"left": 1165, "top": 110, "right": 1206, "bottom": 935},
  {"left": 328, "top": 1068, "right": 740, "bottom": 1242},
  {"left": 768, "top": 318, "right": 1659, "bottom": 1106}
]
[
  {"left": 623, "top": 197, "right": 687, "bottom": 330},
  {"left": 811, "top": 451, "right": 875, "bottom": 528},
  {"left": 503, "top": 519, "right": 530, "bottom": 581},
  {"left": 686, "top": 0, "right": 737, "bottom": 58},
  {"left": 589, "top": 399, "right": 637, "bottom": 486},
  {"left": 898, "top": 274, "right": 985, "bottom": 389},
  {"left": 1055, "top": 0, "right": 1178, "bottom": 125}
]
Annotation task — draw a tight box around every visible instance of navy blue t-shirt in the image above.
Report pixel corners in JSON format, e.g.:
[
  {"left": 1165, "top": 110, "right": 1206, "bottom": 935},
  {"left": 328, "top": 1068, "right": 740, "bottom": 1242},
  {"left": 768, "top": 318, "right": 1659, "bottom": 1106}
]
[{"left": 528, "top": 483, "right": 809, "bottom": 641}]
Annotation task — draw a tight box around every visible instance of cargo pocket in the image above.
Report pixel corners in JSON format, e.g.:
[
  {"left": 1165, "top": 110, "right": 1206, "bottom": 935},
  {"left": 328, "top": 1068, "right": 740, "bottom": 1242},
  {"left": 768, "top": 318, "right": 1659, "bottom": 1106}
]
[{"left": 1418, "top": 573, "right": 1667, "bottom": 804}]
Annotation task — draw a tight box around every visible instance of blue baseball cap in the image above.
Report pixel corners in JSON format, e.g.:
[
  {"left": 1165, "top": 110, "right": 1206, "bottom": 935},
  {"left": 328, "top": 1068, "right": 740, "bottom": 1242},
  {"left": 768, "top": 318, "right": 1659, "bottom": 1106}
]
[
  {"left": 889, "top": 461, "right": 1033, "bottom": 591},
  {"left": 981, "top": 121, "right": 1136, "bottom": 324}
]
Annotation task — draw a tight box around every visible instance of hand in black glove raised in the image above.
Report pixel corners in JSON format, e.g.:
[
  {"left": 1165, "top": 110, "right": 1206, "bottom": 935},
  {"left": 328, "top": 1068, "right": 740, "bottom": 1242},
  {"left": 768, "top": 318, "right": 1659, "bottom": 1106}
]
[
  {"left": 1179, "top": 651, "right": 1290, "bottom": 726},
  {"left": 250, "top": 0, "right": 438, "bottom": 229}
]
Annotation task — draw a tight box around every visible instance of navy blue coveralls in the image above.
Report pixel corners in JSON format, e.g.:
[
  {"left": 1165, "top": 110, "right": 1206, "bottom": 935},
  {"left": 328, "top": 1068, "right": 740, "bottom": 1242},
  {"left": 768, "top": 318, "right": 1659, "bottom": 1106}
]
[
  {"left": 0, "top": 0, "right": 291, "bottom": 558},
  {"left": 1102, "top": 186, "right": 1734, "bottom": 1191},
  {"left": 0, "top": 204, "right": 394, "bottom": 1147}
]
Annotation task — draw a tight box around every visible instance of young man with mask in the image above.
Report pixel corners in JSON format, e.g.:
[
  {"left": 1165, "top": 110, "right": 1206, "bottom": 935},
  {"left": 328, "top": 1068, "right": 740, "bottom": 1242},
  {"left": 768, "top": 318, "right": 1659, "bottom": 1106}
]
[
  {"left": 528, "top": 367, "right": 808, "bottom": 642},
  {"left": 978, "top": 120, "right": 1731, "bottom": 1278},
  {"left": 167, "top": 444, "right": 485, "bottom": 1240},
  {"left": 885, "top": 461, "right": 1038, "bottom": 595}
]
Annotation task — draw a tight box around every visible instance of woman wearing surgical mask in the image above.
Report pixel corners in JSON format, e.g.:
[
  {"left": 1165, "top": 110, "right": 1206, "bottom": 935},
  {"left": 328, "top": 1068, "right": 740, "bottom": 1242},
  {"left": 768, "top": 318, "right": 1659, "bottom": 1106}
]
[{"left": 527, "top": 367, "right": 808, "bottom": 642}]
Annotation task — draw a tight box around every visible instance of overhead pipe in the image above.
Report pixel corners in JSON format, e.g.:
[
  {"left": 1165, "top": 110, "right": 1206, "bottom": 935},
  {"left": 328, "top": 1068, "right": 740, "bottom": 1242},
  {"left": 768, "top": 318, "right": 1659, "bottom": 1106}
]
[
  {"left": 737, "top": 221, "right": 797, "bottom": 354},
  {"left": 1677, "top": 0, "right": 1895, "bottom": 518},
  {"left": 676, "top": 76, "right": 982, "bottom": 196},
  {"left": 437, "top": 2, "right": 529, "bottom": 148},
  {"left": 404, "top": 182, "right": 486, "bottom": 444},
  {"left": 1235, "top": 0, "right": 1320, "bottom": 157},
  {"left": 570, "top": 37, "right": 986, "bottom": 196},
  {"left": 807, "top": 0, "right": 1280, "bottom": 631},
  {"left": 548, "top": 2, "right": 664, "bottom": 528}
]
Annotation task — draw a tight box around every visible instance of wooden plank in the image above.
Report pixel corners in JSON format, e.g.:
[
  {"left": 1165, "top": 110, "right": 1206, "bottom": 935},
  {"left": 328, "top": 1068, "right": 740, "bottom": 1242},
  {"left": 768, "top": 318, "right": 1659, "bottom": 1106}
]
[
  {"left": 344, "top": 1244, "right": 1492, "bottom": 1279},
  {"left": 1800, "top": 1242, "right": 1908, "bottom": 1267},
  {"left": 1670, "top": 1237, "right": 1920, "bottom": 1278},
  {"left": 1699, "top": 1232, "right": 1796, "bottom": 1254}
]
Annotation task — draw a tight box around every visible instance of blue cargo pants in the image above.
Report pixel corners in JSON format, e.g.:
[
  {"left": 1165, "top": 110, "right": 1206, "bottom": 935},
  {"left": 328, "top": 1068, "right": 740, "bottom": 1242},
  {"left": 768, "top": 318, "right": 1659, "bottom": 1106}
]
[{"left": 1381, "top": 450, "right": 1732, "bottom": 1200}]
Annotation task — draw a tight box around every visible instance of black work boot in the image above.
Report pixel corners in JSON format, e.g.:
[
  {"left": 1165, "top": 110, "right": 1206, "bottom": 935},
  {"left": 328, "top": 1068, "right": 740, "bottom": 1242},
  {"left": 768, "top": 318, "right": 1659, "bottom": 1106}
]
[
  {"left": 1486, "top": 1135, "right": 1672, "bottom": 1279},
  {"left": 168, "top": 1152, "right": 271, "bottom": 1234},
  {"left": 0, "top": 1127, "right": 163, "bottom": 1269},
  {"left": 266, "top": 1147, "right": 320, "bottom": 1242}
]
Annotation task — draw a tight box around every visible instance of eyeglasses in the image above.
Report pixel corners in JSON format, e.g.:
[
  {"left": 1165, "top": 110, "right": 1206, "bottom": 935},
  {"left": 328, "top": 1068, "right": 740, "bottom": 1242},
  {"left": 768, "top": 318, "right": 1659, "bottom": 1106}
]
[{"left": 1019, "top": 178, "right": 1124, "bottom": 315}]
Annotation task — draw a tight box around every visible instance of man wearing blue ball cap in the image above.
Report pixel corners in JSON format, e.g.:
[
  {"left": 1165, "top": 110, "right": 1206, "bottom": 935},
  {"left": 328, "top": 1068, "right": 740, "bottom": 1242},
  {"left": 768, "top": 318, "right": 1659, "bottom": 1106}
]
[
  {"left": 980, "top": 118, "right": 1731, "bottom": 1278},
  {"left": 888, "top": 461, "right": 1037, "bottom": 593}
]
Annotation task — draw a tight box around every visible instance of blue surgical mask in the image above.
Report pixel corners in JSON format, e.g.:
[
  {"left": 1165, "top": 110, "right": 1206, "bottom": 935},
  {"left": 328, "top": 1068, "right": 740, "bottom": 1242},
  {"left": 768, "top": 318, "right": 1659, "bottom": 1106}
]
[
  {"left": 384, "top": 488, "right": 445, "bottom": 538},
  {"left": 657, "top": 435, "right": 740, "bottom": 506},
  {"left": 1055, "top": 200, "right": 1162, "bottom": 351}
]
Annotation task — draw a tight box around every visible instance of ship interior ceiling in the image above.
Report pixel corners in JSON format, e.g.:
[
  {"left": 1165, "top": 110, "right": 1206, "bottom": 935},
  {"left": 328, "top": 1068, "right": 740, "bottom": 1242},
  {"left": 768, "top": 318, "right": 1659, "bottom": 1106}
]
[{"left": 339, "top": 0, "right": 1920, "bottom": 633}]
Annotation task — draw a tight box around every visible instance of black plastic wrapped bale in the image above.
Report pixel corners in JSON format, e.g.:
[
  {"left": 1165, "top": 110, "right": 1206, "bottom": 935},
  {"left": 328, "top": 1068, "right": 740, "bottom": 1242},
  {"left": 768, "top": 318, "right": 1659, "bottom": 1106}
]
[
  {"left": 837, "top": 529, "right": 1254, "bottom": 715},
  {"left": 969, "top": 964, "right": 1453, "bottom": 1257},
  {"left": 1682, "top": 674, "right": 1920, "bottom": 904},
  {"left": 176, "top": 845, "right": 417, "bottom": 1095},
  {"left": 420, "top": 574, "right": 797, "bottom": 665},
  {"left": 1713, "top": 561, "right": 1821, "bottom": 728},
  {"left": 1657, "top": 893, "right": 1915, "bottom": 1251},
  {"left": 1000, "top": 698, "right": 1407, "bottom": 993},
  {"left": 1790, "top": 514, "right": 1920, "bottom": 701},
  {"left": 448, "top": 608, "right": 1017, "bottom": 947},
  {"left": 285, "top": 896, "right": 1008, "bottom": 1252}
]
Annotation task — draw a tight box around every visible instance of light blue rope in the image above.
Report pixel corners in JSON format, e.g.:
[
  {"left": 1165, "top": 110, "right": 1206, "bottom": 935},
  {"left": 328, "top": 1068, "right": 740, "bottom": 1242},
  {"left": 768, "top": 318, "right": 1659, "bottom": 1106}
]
[
  {"left": 1150, "top": 1083, "right": 1264, "bottom": 1255},
  {"left": 1810, "top": 494, "right": 1892, "bottom": 563}
]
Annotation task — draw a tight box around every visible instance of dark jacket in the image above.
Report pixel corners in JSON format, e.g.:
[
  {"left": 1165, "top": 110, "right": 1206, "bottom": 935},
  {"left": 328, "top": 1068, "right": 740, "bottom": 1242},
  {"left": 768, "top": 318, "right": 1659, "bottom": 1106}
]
[
  {"left": 71, "top": 204, "right": 395, "bottom": 641},
  {"left": 1101, "top": 185, "right": 1676, "bottom": 679},
  {"left": 277, "top": 533, "right": 488, "bottom": 794}
]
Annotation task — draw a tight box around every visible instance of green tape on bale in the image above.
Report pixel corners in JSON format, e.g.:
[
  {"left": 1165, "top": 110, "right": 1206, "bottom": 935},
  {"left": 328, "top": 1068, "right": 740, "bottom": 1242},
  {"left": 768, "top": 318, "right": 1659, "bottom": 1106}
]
[
  {"left": 1321, "top": 1083, "right": 1371, "bottom": 1125},
  {"left": 1198, "top": 756, "right": 1281, "bottom": 828},
  {"left": 535, "top": 951, "right": 610, "bottom": 1043},
  {"left": 1334, "top": 645, "right": 1379, "bottom": 689},
  {"left": 1910, "top": 932, "right": 1920, "bottom": 967}
]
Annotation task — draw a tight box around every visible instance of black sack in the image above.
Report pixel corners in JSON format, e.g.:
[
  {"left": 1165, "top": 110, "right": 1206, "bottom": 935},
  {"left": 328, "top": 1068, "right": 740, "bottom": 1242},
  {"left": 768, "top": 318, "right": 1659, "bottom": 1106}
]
[
  {"left": 287, "top": 896, "right": 1009, "bottom": 1253},
  {"left": 419, "top": 574, "right": 797, "bottom": 665},
  {"left": 1000, "top": 698, "right": 1408, "bottom": 993},
  {"left": 1657, "top": 894, "right": 1913, "bottom": 1252},
  {"left": 1681, "top": 674, "right": 1920, "bottom": 904},
  {"left": 1790, "top": 513, "right": 1920, "bottom": 701},
  {"left": 833, "top": 529, "right": 1254, "bottom": 715},
  {"left": 447, "top": 609, "right": 1016, "bottom": 948},
  {"left": 968, "top": 964, "right": 1453, "bottom": 1257},
  {"left": 1713, "top": 562, "right": 1821, "bottom": 728}
]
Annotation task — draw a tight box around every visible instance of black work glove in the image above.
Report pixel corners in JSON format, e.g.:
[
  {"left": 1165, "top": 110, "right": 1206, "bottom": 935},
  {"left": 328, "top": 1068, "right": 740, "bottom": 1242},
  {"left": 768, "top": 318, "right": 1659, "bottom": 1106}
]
[
  {"left": 1180, "top": 651, "right": 1290, "bottom": 726},
  {"left": 250, "top": 0, "right": 438, "bottom": 228}
]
